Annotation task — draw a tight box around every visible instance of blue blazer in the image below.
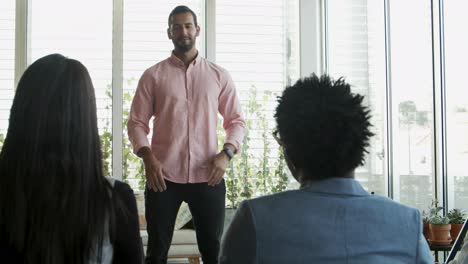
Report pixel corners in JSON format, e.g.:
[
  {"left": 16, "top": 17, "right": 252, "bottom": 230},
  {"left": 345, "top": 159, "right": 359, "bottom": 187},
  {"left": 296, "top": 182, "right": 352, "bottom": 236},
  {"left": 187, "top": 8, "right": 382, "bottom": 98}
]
[{"left": 219, "top": 178, "right": 433, "bottom": 264}]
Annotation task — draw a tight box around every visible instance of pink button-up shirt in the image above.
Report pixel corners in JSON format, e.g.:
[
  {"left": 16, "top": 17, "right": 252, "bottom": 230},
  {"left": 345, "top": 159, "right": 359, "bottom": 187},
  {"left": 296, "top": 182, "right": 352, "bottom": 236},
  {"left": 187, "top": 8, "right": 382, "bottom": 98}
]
[{"left": 127, "top": 53, "right": 246, "bottom": 184}]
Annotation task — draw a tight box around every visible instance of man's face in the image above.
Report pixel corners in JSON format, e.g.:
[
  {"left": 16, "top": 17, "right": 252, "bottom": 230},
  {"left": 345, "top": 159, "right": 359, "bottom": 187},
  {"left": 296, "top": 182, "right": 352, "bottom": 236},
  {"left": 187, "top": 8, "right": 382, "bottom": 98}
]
[{"left": 168, "top": 12, "right": 200, "bottom": 52}]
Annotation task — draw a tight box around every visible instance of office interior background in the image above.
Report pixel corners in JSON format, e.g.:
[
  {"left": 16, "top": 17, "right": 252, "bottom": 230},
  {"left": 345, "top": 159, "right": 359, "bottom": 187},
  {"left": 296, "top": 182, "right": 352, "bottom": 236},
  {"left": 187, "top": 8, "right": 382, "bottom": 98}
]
[{"left": 0, "top": 0, "right": 467, "bottom": 214}]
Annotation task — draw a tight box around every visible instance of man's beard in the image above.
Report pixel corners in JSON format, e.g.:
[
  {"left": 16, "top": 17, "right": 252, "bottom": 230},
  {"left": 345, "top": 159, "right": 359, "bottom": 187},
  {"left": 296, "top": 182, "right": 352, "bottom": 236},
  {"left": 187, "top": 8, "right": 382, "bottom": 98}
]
[{"left": 174, "top": 38, "right": 195, "bottom": 52}]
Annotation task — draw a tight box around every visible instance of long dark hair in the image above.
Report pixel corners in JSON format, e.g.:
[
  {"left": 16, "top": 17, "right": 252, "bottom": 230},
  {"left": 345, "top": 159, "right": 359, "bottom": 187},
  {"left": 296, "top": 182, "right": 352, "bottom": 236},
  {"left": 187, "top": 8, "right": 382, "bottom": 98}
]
[{"left": 0, "top": 54, "right": 115, "bottom": 263}]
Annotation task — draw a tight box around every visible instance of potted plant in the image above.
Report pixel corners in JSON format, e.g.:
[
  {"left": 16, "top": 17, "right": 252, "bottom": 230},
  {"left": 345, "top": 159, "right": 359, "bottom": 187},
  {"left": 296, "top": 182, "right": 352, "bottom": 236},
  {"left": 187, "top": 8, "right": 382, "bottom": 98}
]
[
  {"left": 421, "top": 209, "right": 431, "bottom": 241},
  {"left": 447, "top": 208, "right": 466, "bottom": 241},
  {"left": 422, "top": 199, "right": 441, "bottom": 241},
  {"left": 428, "top": 205, "right": 452, "bottom": 245}
]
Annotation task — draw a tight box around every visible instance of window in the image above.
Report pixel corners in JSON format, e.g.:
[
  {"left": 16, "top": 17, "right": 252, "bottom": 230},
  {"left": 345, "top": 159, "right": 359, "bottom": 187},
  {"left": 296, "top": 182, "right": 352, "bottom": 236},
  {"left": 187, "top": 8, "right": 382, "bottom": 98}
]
[
  {"left": 327, "top": 0, "right": 435, "bottom": 210},
  {"left": 389, "top": 0, "right": 434, "bottom": 210},
  {"left": 30, "top": 0, "right": 114, "bottom": 174},
  {"left": 0, "top": 0, "right": 15, "bottom": 137},
  {"left": 30, "top": 0, "right": 113, "bottom": 123},
  {"left": 327, "top": 0, "right": 387, "bottom": 195},
  {"left": 216, "top": 0, "right": 300, "bottom": 202},
  {"left": 444, "top": 1, "right": 468, "bottom": 211}
]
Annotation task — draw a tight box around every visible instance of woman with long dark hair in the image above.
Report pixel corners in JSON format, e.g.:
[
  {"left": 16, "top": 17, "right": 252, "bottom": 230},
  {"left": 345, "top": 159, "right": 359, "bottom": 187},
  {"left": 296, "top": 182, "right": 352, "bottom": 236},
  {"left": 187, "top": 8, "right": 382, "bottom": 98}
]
[{"left": 0, "top": 54, "right": 143, "bottom": 263}]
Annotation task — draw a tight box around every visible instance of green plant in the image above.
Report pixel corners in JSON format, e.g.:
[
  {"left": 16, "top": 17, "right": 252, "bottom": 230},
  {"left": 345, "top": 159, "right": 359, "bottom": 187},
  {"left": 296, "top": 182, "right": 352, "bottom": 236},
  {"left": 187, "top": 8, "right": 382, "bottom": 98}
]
[
  {"left": 226, "top": 87, "right": 258, "bottom": 207},
  {"left": 0, "top": 133, "right": 4, "bottom": 151},
  {"left": 225, "top": 161, "right": 240, "bottom": 208},
  {"left": 429, "top": 214, "right": 450, "bottom": 225},
  {"left": 255, "top": 92, "right": 271, "bottom": 195},
  {"left": 271, "top": 149, "right": 289, "bottom": 193},
  {"left": 218, "top": 113, "right": 240, "bottom": 208},
  {"left": 447, "top": 209, "right": 466, "bottom": 224},
  {"left": 255, "top": 91, "right": 289, "bottom": 195},
  {"left": 426, "top": 200, "right": 450, "bottom": 225},
  {"left": 421, "top": 209, "right": 430, "bottom": 224},
  {"left": 223, "top": 85, "right": 289, "bottom": 208},
  {"left": 100, "top": 129, "right": 112, "bottom": 177},
  {"left": 122, "top": 86, "right": 145, "bottom": 188},
  {"left": 100, "top": 80, "right": 145, "bottom": 188},
  {"left": 422, "top": 200, "right": 438, "bottom": 224}
]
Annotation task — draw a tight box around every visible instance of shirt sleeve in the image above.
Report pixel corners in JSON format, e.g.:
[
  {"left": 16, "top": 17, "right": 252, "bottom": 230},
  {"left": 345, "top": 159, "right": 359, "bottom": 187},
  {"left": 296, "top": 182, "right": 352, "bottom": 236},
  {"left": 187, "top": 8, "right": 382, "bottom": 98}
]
[
  {"left": 112, "top": 181, "right": 144, "bottom": 264},
  {"left": 127, "top": 70, "right": 155, "bottom": 154},
  {"left": 219, "top": 201, "right": 257, "bottom": 264},
  {"left": 218, "top": 71, "right": 246, "bottom": 153}
]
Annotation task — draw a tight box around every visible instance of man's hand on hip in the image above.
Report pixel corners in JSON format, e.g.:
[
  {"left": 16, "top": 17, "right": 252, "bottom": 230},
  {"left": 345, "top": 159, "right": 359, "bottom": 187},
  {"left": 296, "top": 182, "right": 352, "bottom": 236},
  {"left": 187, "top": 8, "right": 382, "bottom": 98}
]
[
  {"left": 138, "top": 147, "right": 167, "bottom": 192},
  {"left": 207, "top": 151, "right": 230, "bottom": 186}
]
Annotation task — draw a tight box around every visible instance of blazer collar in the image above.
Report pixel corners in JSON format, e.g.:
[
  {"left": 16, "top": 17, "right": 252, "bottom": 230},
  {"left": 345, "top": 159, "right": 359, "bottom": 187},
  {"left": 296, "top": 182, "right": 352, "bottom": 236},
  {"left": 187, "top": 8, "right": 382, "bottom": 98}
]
[{"left": 301, "top": 177, "right": 370, "bottom": 197}]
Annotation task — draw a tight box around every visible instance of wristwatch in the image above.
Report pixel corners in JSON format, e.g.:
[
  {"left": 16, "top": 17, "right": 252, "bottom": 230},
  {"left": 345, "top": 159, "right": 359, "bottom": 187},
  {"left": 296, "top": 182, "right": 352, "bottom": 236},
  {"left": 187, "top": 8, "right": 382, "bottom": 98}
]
[{"left": 222, "top": 147, "right": 234, "bottom": 160}]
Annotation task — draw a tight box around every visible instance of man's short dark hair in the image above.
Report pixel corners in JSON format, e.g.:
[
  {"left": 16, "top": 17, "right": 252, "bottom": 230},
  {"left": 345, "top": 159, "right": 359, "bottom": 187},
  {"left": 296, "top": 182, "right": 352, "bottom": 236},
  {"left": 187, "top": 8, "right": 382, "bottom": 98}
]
[
  {"left": 275, "top": 74, "right": 374, "bottom": 181},
  {"left": 168, "top": 5, "right": 198, "bottom": 27}
]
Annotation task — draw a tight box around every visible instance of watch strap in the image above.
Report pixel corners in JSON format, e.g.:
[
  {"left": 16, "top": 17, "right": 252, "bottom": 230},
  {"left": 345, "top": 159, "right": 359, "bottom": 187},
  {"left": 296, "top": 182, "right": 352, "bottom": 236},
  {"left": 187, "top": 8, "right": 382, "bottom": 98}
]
[{"left": 222, "top": 147, "right": 234, "bottom": 160}]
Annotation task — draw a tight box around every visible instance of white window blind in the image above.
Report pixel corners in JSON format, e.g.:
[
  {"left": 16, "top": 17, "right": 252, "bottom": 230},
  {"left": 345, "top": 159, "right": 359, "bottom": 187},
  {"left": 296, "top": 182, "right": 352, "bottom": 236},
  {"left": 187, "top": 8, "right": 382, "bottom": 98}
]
[
  {"left": 216, "top": 0, "right": 299, "bottom": 138},
  {"left": 327, "top": 0, "right": 387, "bottom": 195},
  {"left": 0, "top": 0, "right": 15, "bottom": 136},
  {"left": 29, "top": 0, "right": 113, "bottom": 132},
  {"left": 216, "top": 0, "right": 300, "bottom": 196},
  {"left": 29, "top": 0, "right": 114, "bottom": 176}
]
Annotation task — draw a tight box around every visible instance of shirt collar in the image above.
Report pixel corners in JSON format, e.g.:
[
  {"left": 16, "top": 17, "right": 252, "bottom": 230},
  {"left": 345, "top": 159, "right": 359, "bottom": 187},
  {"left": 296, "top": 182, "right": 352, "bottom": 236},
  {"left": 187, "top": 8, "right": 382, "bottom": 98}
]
[
  {"left": 169, "top": 51, "right": 201, "bottom": 68},
  {"left": 300, "top": 177, "right": 371, "bottom": 197}
]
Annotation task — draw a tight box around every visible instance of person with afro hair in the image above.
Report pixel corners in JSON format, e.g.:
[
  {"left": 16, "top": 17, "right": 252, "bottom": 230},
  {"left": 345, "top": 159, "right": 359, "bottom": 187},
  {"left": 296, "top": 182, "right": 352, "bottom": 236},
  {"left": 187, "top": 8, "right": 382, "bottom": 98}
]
[{"left": 219, "top": 74, "right": 433, "bottom": 264}]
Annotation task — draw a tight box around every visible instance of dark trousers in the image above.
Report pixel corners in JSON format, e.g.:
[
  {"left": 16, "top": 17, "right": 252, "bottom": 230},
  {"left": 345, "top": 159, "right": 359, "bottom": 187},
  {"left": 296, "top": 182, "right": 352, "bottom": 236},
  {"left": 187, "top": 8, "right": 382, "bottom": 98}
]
[{"left": 144, "top": 179, "right": 226, "bottom": 264}]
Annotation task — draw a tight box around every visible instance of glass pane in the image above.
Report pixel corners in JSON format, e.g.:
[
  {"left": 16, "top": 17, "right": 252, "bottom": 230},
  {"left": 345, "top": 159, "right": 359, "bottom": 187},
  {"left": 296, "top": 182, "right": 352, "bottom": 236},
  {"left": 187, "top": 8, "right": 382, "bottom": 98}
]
[
  {"left": 30, "top": 0, "right": 113, "bottom": 175},
  {"left": 444, "top": 1, "right": 468, "bottom": 212},
  {"left": 389, "top": 0, "right": 434, "bottom": 211},
  {"left": 216, "top": 0, "right": 300, "bottom": 207},
  {"left": 123, "top": 0, "right": 204, "bottom": 189},
  {"left": 0, "top": 0, "right": 15, "bottom": 140},
  {"left": 327, "top": 0, "right": 387, "bottom": 195}
]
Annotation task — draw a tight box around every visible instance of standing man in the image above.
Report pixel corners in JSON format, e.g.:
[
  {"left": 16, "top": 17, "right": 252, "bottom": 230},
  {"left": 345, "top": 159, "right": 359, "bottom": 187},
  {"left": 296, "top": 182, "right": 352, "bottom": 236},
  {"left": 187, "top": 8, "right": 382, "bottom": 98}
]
[{"left": 127, "top": 5, "right": 246, "bottom": 264}]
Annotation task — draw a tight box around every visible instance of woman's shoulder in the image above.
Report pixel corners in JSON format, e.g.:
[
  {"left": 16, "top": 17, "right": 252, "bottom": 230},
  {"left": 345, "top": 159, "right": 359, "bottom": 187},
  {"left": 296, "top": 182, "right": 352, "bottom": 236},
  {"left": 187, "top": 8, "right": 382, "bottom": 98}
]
[
  {"left": 105, "top": 177, "right": 134, "bottom": 195},
  {"left": 105, "top": 178, "right": 137, "bottom": 212}
]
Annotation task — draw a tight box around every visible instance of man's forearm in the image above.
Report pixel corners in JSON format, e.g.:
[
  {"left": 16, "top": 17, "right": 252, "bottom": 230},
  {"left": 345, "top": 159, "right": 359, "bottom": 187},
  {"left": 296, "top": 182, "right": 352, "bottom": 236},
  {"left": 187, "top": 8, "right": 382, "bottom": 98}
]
[{"left": 137, "top": 146, "right": 153, "bottom": 161}]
